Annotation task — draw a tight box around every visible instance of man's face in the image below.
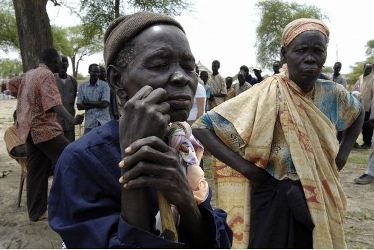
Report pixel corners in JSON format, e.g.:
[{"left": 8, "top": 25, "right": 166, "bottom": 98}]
[
  {"left": 99, "top": 66, "right": 106, "bottom": 81},
  {"left": 89, "top": 65, "right": 100, "bottom": 82},
  {"left": 117, "top": 25, "right": 198, "bottom": 122},
  {"left": 283, "top": 30, "right": 327, "bottom": 90},
  {"left": 333, "top": 63, "right": 341, "bottom": 75},
  {"left": 238, "top": 71, "right": 245, "bottom": 84},
  {"left": 60, "top": 58, "right": 69, "bottom": 74},
  {"left": 364, "top": 64, "right": 373, "bottom": 76},
  {"left": 200, "top": 72, "right": 208, "bottom": 83},
  {"left": 273, "top": 62, "right": 280, "bottom": 74},
  {"left": 212, "top": 61, "right": 219, "bottom": 73},
  {"left": 50, "top": 54, "right": 62, "bottom": 74}
]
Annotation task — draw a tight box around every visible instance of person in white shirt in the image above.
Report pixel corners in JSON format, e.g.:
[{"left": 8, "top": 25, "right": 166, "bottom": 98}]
[{"left": 188, "top": 82, "right": 206, "bottom": 123}]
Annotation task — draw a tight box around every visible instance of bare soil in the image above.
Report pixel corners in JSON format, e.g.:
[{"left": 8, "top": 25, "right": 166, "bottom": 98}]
[{"left": 0, "top": 99, "right": 373, "bottom": 248}]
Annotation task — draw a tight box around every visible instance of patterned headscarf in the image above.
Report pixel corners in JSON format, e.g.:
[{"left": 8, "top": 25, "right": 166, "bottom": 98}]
[{"left": 282, "top": 18, "right": 329, "bottom": 47}]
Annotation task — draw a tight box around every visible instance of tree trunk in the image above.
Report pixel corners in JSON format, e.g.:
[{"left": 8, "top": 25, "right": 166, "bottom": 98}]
[
  {"left": 76, "top": 57, "right": 82, "bottom": 79},
  {"left": 115, "top": 0, "right": 120, "bottom": 18},
  {"left": 70, "top": 55, "right": 77, "bottom": 78},
  {"left": 12, "top": 0, "right": 54, "bottom": 72}
]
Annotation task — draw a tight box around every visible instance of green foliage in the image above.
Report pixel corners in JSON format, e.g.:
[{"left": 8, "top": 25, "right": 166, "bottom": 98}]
[
  {"left": 0, "top": 58, "right": 22, "bottom": 77},
  {"left": 52, "top": 26, "right": 73, "bottom": 56},
  {"left": 77, "top": 0, "right": 192, "bottom": 38},
  {"left": 76, "top": 73, "right": 88, "bottom": 81},
  {"left": 0, "top": 0, "right": 18, "bottom": 51},
  {"left": 52, "top": 25, "right": 102, "bottom": 77},
  {"left": 256, "top": 0, "right": 325, "bottom": 69},
  {"left": 366, "top": 40, "right": 374, "bottom": 57}
]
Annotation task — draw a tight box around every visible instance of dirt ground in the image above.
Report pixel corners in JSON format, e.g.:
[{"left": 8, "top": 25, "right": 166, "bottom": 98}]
[{"left": 0, "top": 98, "right": 373, "bottom": 248}]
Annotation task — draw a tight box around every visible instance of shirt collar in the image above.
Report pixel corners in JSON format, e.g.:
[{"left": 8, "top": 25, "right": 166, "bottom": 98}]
[{"left": 89, "top": 79, "right": 99, "bottom": 86}]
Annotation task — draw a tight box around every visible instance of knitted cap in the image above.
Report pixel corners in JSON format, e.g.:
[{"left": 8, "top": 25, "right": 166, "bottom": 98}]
[{"left": 104, "top": 12, "right": 185, "bottom": 66}]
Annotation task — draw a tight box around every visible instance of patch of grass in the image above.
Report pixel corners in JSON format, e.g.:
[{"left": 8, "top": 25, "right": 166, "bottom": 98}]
[
  {"left": 348, "top": 150, "right": 370, "bottom": 165},
  {"left": 346, "top": 210, "right": 374, "bottom": 220}
]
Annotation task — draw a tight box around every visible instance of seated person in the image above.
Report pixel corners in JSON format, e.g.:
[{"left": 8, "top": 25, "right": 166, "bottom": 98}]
[{"left": 48, "top": 12, "right": 232, "bottom": 248}]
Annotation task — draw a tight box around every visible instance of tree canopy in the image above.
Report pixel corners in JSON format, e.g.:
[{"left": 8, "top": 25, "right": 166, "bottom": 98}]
[
  {"left": 0, "top": 58, "right": 22, "bottom": 78},
  {"left": 0, "top": 0, "right": 18, "bottom": 51},
  {"left": 53, "top": 25, "right": 102, "bottom": 77},
  {"left": 256, "top": 0, "right": 325, "bottom": 69},
  {"left": 0, "top": 0, "right": 192, "bottom": 74},
  {"left": 76, "top": 0, "right": 191, "bottom": 41}
]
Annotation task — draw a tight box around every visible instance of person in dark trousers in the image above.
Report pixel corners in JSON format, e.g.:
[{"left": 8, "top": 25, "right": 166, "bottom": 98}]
[
  {"left": 100, "top": 65, "right": 119, "bottom": 120},
  {"left": 15, "top": 48, "right": 83, "bottom": 221},
  {"left": 352, "top": 63, "right": 374, "bottom": 148},
  {"left": 55, "top": 55, "right": 78, "bottom": 142},
  {"left": 77, "top": 64, "right": 111, "bottom": 134}
]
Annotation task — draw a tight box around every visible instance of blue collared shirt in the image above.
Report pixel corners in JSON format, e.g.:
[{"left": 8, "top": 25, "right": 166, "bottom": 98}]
[
  {"left": 77, "top": 80, "right": 111, "bottom": 128},
  {"left": 48, "top": 121, "right": 233, "bottom": 248}
]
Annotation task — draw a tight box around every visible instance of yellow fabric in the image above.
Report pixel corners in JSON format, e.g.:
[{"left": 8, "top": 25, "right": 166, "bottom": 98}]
[
  {"left": 208, "top": 72, "right": 347, "bottom": 248},
  {"left": 282, "top": 18, "right": 329, "bottom": 46}
]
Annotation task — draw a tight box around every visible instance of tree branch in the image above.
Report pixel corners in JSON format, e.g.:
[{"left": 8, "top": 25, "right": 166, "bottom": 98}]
[{"left": 49, "top": 0, "right": 61, "bottom": 6}]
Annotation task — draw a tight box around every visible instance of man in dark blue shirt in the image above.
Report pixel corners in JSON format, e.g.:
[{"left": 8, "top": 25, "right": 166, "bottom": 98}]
[
  {"left": 48, "top": 12, "right": 232, "bottom": 248},
  {"left": 49, "top": 121, "right": 232, "bottom": 248}
]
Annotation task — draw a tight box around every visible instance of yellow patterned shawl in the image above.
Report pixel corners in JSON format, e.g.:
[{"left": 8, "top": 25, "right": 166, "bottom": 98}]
[{"left": 195, "top": 72, "right": 347, "bottom": 248}]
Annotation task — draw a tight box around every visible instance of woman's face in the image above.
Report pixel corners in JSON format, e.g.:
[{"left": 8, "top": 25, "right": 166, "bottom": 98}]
[
  {"left": 283, "top": 30, "right": 327, "bottom": 92},
  {"left": 118, "top": 25, "right": 198, "bottom": 122}
]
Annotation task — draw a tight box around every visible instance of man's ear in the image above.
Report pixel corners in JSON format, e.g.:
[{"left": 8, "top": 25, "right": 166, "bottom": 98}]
[{"left": 107, "top": 65, "right": 127, "bottom": 100}]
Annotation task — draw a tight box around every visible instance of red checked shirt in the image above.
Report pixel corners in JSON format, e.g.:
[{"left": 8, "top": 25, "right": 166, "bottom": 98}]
[{"left": 16, "top": 64, "right": 63, "bottom": 144}]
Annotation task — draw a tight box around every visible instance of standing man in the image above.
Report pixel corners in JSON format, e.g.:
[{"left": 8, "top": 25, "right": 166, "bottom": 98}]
[
  {"left": 353, "top": 63, "right": 374, "bottom": 148},
  {"left": 77, "top": 64, "right": 111, "bottom": 134},
  {"left": 208, "top": 60, "right": 227, "bottom": 108},
  {"left": 234, "top": 70, "right": 252, "bottom": 96},
  {"left": 99, "top": 65, "right": 119, "bottom": 120},
  {"left": 16, "top": 48, "right": 83, "bottom": 221},
  {"left": 187, "top": 81, "right": 206, "bottom": 123},
  {"left": 332, "top": 62, "right": 347, "bottom": 89},
  {"left": 355, "top": 98, "right": 374, "bottom": 184},
  {"left": 200, "top": 71, "right": 213, "bottom": 111},
  {"left": 55, "top": 55, "right": 78, "bottom": 142}
]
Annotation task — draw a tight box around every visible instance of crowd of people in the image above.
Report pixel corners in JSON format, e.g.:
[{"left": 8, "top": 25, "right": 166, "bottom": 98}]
[{"left": 2, "top": 11, "right": 374, "bottom": 249}]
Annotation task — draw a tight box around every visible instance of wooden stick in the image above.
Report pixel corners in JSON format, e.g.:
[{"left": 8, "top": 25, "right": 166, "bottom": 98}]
[
  {"left": 78, "top": 124, "right": 82, "bottom": 137},
  {"left": 157, "top": 191, "right": 178, "bottom": 242}
]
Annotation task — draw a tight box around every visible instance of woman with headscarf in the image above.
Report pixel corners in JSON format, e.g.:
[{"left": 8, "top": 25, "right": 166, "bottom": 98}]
[{"left": 193, "top": 18, "right": 364, "bottom": 248}]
